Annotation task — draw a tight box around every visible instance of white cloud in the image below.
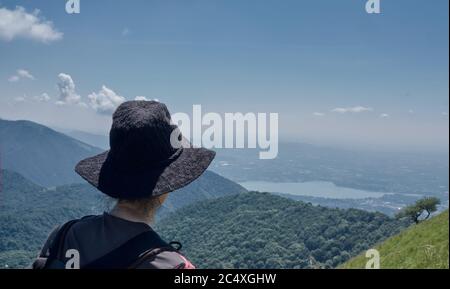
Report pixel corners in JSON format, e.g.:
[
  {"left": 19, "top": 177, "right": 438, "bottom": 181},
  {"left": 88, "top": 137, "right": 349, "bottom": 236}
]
[
  {"left": 88, "top": 85, "right": 126, "bottom": 114},
  {"left": 8, "top": 75, "right": 19, "bottom": 82},
  {"left": 135, "top": 96, "right": 149, "bottom": 101},
  {"left": 331, "top": 106, "right": 373, "bottom": 114},
  {"left": 135, "top": 96, "right": 160, "bottom": 102},
  {"left": 34, "top": 93, "right": 50, "bottom": 102},
  {"left": 17, "top": 69, "right": 34, "bottom": 80},
  {"left": 0, "top": 6, "right": 63, "bottom": 43},
  {"left": 408, "top": 109, "right": 415, "bottom": 114},
  {"left": 57, "top": 73, "right": 81, "bottom": 105},
  {"left": 313, "top": 112, "right": 325, "bottom": 117},
  {"left": 8, "top": 69, "right": 34, "bottom": 82},
  {"left": 443, "top": 112, "right": 449, "bottom": 117},
  {"left": 380, "top": 113, "right": 389, "bottom": 118},
  {"left": 78, "top": 102, "right": 88, "bottom": 108}
]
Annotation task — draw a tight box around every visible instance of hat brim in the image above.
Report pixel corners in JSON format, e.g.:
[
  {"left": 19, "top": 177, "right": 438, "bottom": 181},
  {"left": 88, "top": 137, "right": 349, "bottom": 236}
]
[{"left": 75, "top": 147, "right": 216, "bottom": 199}]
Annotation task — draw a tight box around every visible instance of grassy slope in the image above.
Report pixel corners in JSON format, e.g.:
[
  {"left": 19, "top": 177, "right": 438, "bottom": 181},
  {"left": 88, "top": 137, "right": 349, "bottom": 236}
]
[{"left": 340, "top": 210, "right": 449, "bottom": 269}]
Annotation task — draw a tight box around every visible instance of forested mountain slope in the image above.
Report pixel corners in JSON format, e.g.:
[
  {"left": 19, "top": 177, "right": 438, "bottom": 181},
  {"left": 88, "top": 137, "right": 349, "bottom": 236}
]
[
  {"left": 0, "top": 169, "right": 246, "bottom": 268},
  {"left": 157, "top": 192, "right": 407, "bottom": 268}
]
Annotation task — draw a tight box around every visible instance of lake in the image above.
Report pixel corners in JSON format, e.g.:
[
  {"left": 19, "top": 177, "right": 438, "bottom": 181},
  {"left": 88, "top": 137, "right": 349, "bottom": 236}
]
[{"left": 239, "top": 181, "right": 388, "bottom": 199}]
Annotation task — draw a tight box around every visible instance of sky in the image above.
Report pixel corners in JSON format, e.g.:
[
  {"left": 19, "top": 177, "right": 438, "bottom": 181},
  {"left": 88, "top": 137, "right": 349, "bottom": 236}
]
[{"left": 0, "top": 0, "right": 448, "bottom": 153}]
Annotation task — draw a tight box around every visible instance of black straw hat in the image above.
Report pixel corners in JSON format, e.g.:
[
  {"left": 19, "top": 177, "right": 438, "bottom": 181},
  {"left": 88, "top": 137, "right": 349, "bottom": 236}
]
[{"left": 75, "top": 101, "right": 215, "bottom": 199}]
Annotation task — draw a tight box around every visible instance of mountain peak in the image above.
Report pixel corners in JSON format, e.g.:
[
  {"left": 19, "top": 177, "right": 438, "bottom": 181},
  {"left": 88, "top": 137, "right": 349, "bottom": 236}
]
[{"left": 0, "top": 119, "right": 102, "bottom": 187}]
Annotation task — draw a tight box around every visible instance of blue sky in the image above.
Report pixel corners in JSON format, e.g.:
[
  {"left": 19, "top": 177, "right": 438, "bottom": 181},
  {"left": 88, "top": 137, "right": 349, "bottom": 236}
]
[{"left": 0, "top": 0, "right": 448, "bottom": 152}]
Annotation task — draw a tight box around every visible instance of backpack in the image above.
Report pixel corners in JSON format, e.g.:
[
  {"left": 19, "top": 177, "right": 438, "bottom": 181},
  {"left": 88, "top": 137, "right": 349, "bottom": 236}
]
[{"left": 32, "top": 219, "right": 192, "bottom": 269}]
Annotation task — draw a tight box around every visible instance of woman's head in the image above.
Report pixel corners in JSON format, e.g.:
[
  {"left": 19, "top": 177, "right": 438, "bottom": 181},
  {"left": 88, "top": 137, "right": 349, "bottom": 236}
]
[{"left": 75, "top": 101, "right": 215, "bottom": 208}]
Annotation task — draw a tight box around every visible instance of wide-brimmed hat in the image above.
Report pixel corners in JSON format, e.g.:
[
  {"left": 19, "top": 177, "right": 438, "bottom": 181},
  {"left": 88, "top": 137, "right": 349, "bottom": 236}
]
[{"left": 75, "top": 100, "right": 215, "bottom": 199}]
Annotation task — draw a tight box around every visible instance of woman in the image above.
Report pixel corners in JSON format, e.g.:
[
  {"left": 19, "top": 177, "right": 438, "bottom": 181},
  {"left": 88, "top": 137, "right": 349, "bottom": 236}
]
[{"left": 33, "top": 100, "right": 215, "bottom": 269}]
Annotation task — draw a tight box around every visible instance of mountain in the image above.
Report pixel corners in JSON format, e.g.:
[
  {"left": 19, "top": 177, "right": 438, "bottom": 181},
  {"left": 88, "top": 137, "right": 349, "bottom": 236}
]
[
  {"left": 157, "top": 192, "right": 407, "bottom": 269},
  {"left": 55, "top": 129, "right": 109, "bottom": 150},
  {"left": 0, "top": 170, "right": 104, "bottom": 268},
  {"left": 0, "top": 169, "right": 247, "bottom": 268},
  {"left": 159, "top": 170, "right": 248, "bottom": 217},
  {"left": 0, "top": 118, "right": 248, "bottom": 267},
  {"left": 340, "top": 210, "right": 449, "bottom": 269},
  {"left": 0, "top": 119, "right": 103, "bottom": 187}
]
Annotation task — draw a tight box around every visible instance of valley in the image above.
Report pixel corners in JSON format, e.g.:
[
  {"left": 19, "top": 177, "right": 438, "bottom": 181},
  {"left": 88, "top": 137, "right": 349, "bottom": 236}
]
[
  {"left": 0, "top": 118, "right": 447, "bottom": 269},
  {"left": 212, "top": 145, "right": 449, "bottom": 216}
]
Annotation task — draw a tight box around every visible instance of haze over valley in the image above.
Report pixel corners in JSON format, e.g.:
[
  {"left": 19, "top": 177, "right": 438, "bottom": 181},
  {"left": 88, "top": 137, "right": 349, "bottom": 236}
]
[{"left": 51, "top": 126, "right": 450, "bottom": 216}]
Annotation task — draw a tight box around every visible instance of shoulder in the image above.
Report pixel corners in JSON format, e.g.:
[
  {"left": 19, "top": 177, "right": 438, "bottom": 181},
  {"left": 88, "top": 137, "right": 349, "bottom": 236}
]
[
  {"left": 38, "top": 224, "right": 62, "bottom": 257},
  {"left": 38, "top": 215, "right": 98, "bottom": 257}
]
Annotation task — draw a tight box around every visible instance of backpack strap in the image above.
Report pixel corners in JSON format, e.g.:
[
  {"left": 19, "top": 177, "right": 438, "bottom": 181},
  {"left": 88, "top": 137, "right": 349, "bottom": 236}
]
[
  {"left": 82, "top": 230, "right": 173, "bottom": 269},
  {"left": 43, "top": 219, "right": 81, "bottom": 269}
]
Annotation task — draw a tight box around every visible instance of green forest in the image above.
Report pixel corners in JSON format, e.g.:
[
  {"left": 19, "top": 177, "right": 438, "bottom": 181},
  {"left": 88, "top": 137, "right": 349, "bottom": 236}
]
[
  {"left": 157, "top": 192, "right": 408, "bottom": 268},
  {"left": 0, "top": 171, "right": 103, "bottom": 268},
  {"left": 0, "top": 169, "right": 409, "bottom": 269},
  {"left": 0, "top": 169, "right": 245, "bottom": 268}
]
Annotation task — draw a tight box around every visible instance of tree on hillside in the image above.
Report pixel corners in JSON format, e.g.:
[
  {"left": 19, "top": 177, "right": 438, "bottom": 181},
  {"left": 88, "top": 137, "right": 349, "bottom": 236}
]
[
  {"left": 396, "top": 197, "right": 440, "bottom": 224},
  {"left": 416, "top": 197, "right": 441, "bottom": 219}
]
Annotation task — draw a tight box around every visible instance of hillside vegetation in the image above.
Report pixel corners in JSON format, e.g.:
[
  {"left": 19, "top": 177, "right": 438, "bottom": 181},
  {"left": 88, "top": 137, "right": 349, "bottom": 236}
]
[
  {"left": 340, "top": 210, "right": 449, "bottom": 269},
  {"left": 158, "top": 192, "right": 407, "bottom": 269},
  {"left": 0, "top": 169, "right": 246, "bottom": 268}
]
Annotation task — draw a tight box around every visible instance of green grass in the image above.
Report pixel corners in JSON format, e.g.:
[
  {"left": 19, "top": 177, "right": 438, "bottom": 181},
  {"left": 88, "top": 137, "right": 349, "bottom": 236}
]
[{"left": 340, "top": 210, "right": 449, "bottom": 269}]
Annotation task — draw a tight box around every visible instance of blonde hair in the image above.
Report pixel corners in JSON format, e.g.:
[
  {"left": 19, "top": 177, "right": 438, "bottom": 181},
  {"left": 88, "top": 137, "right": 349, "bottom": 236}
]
[{"left": 117, "top": 194, "right": 168, "bottom": 223}]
